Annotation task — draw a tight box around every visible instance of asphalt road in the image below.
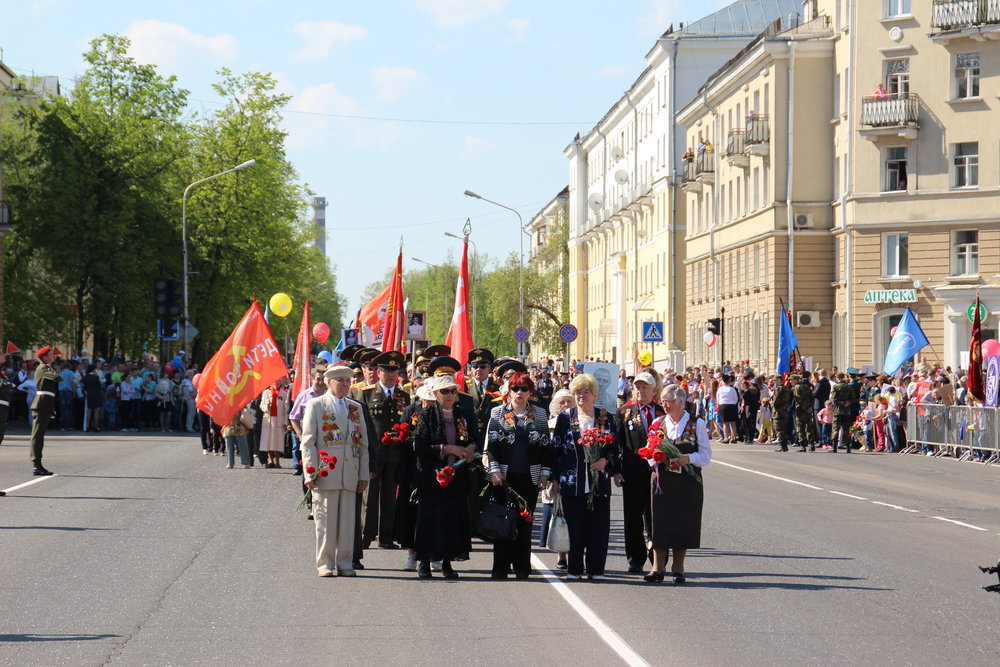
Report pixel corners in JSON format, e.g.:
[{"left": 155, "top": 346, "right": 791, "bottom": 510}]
[{"left": 2, "top": 429, "right": 998, "bottom": 666}]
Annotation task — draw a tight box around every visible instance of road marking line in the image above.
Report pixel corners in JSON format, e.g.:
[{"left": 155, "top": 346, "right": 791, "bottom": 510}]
[
  {"left": 932, "top": 516, "right": 988, "bottom": 531},
  {"left": 530, "top": 554, "right": 650, "bottom": 667},
  {"left": 713, "top": 460, "right": 824, "bottom": 490},
  {"left": 871, "top": 501, "right": 918, "bottom": 513},
  {"left": 829, "top": 490, "right": 867, "bottom": 500},
  {"left": 2, "top": 475, "right": 58, "bottom": 494}
]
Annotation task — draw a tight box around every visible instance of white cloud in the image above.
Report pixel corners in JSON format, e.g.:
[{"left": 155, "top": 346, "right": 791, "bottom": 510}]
[
  {"left": 505, "top": 17, "right": 530, "bottom": 42},
  {"left": 460, "top": 136, "right": 500, "bottom": 160},
  {"left": 371, "top": 66, "right": 428, "bottom": 102},
  {"left": 410, "top": 0, "right": 510, "bottom": 29},
  {"left": 595, "top": 65, "right": 632, "bottom": 78},
  {"left": 285, "top": 82, "right": 400, "bottom": 151},
  {"left": 290, "top": 21, "right": 367, "bottom": 63},
  {"left": 126, "top": 20, "right": 238, "bottom": 74}
]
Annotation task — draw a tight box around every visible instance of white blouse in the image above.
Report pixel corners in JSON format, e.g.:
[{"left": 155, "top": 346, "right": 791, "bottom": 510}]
[{"left": 655, "top": 412, "right": 713, "bottom": 469}]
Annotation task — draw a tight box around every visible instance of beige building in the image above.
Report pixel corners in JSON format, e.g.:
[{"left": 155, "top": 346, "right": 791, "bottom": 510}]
[
  {"left": 835, "top": 0, "right": 1000, "bottom": 371},
  {"left": 679, "top": 13, "right": 837, "bottom": 370}
]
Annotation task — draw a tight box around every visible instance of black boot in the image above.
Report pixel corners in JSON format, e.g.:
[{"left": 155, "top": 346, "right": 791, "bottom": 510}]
[
  {"left": 418, "top": 561, "right": 432, "bottom": 578},
  {"left": 441, "top": 561, "right": 458, "bottom": 579}
]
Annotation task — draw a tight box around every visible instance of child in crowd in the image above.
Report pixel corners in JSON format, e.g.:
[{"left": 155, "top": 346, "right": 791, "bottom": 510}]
[
  {"left": 817, "top": 400, "right": 833, "bottom": 447},
  {"left": 756, "top": 397, "right": 774, "bottom": 443}
]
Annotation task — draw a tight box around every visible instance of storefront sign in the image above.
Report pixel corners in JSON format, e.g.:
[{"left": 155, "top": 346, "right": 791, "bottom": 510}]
[
  {"left": 864, "top": 289, "right": 917, "bottom": 304},
  {"left": 967, "top": 302, "right": 988, "bottom": 324},
  {"left": 986, "top": 355, "right": 1000, "bottom": 407}
]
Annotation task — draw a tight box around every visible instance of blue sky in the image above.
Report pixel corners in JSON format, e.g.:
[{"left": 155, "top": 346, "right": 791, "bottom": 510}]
[{"left": 1, "top": 0, "right": 728, "bottom": 316}]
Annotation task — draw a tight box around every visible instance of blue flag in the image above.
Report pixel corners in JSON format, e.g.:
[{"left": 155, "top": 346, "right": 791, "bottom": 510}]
[
  {"left": 332, "top": 335, "right": 345, "bottom": 360},
  {"left": 776, "top": 306, "right": 798, "bottom": 375},
  {"left": 882, "top": 307, "right": 929, "bottom": 375}
]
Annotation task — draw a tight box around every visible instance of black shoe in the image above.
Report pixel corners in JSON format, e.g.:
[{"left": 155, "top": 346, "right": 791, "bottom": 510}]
[
  {"left": 643, "top": 571, "right": 664, "bottom": 583},
  {"left": 0, "top": 490, "right": 5, "bottom": 496},
  {"left": 490, "top": 571, "right": 508, "bottom": 579},
  {"left": 775, "top": 446, "right": 788, "bottom": 452},
  {"left": 33, "top": 467, "right": 52, "bottom": 476},
  {"left": 418, "top": 562, "right": 432, "bottom": 578},
  {"left": 293, "top": 468, "right": 303, "bottom": 476},
  {"left": 627, "top": 564, "right": 644, "bottom": 573},
  {"left": 379, "top": 542, "right": 400, "bottom": 550},
  {"left": 672, "top": 572, "right": 686, "bottom": 584},
  {"left": 809, "top": 444, "right": 816, "bottom": 452},
  {"left": 353, "top": 560, "right": 365, "bottom": 570},
  {"left": 307, "top": 514, "right": 314, "bottom": 521},
  {"left": 442, "top": 562, "right": 459, "bottom": 579},
  {"left": 514, "top": 571, "right": 529, "bottom": 580}
]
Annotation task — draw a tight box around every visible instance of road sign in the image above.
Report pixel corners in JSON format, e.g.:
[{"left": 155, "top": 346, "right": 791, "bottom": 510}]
[
  {"left": 513, "top": 326, "right": 530, "bottom": 343},
  {"left": 158, "top": 319, "right": 179, "bottom": 341},
  {"left": 559, "top": 324, "right": 578, "bottom": 343},
  {"left": 180, "top": 322, "right": 200, "bottom": 341},
  {"left": 642, "top": 321, "right": 664, "bottom": 343}
]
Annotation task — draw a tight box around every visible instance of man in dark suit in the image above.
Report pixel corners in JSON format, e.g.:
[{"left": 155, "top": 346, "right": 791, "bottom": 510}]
[
  {"left": 354, "top": 350, "right": 409, "bottom": 549},
  {"left": 615, "top": 371, "right": 663, "bottom": 573},
  {"left": 30, "top": 346, "right": 61, "bottom": 476}
]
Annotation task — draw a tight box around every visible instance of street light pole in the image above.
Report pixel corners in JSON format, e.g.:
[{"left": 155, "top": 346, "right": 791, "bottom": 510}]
[
  {"left": 412, "top": 257, "right": 440, "bottom": 313},
  {"left": 464, "top": 189, "right": 527, "bottom": 359},
  {"left": 445, "top": 221, "right": 478, "bottom": 342},
  {"left": 182, "top": 159, "right": 256, "bottom": 358}
]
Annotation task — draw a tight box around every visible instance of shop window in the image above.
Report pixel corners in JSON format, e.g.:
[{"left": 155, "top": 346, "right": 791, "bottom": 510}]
[
  {"left": 953, "top": 142, "right": 978, "bottom": 188},
  {"left": 953, "top": 230, "right": 979, "bottom": 276},
  {"left": 883, "top": 232, "right": 909, "bottom": 278}
]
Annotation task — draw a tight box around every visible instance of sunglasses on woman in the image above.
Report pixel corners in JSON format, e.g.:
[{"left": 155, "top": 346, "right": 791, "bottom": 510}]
[
  {"left": 510, "top": 385, "right": 530, "bottom": 393},
  {"left": 438, "top": 388, "right": 458, "bottom": 395}
]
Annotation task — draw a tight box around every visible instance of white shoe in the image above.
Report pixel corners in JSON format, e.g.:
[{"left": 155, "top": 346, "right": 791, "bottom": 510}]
[
  {"left": 225, "top": 464, "right": 233, "bottom": 469},
  {"left": 402, "top": 554, "right": 417, "bottom": 571},
  {"left": 318, "top": 567, "right": 334, "bottom": 578},
  {"left": 203, "top": 450, "right": 209, "bottom": 455},
  {"left": 430, "top": 560, "right": 442, "bottom": 571}
]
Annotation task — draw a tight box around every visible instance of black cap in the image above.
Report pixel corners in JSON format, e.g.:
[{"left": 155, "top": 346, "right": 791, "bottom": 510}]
[
  {"left": 423, "top": 344, "right": 451, "bottom": 359},
  {"left": 339, "top": 344, "right": 364, "bottom": 362},
  {"left": 374, "top": 350, "right": 405, "bottom": 371},
  {"left": 429, "top": 356, "right": 462, "bottom": 375},
  {"left": 468, "top": 347, "right": 495, "bottom": 366},
  {"left": 497, "top": 360, "right": 528, "bottom": 376},
  {"left": 356, "top": 348, "right": 380, "bottom": 365}
]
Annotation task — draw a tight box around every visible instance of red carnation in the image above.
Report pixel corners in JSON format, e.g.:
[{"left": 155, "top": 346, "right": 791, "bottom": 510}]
[
  {"left": 319, "top": 468, "right": 329, "bottom": 477},
  {"left": 327, "top": 461, "right": 336, "bottom": 470},
  {"left": 318, "top": 450, "right": 329, "bottom": 458},
  {"left": 329, "top": 455, "right": 337, "bottom": 465},
  {"left": 637, "top": 447, "right": 650, "bottom": 459},
  {"left": 305, "top": 466, "right": 316, "bottom": 474},
  {"left": 652, "top": 449, "right": 666, "bottom": 462}
]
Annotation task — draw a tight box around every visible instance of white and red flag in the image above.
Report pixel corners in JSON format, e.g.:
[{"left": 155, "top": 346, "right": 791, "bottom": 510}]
[{"left": 290, "top": 299, "right": 312, "bottom": 402}]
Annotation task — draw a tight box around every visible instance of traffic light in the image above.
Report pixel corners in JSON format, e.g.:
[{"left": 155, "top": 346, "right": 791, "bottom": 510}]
[
  {"left": 154, "top": 278, "right": 182, "bottom": 319},
  {"left": 707, "top": 318, "right": 722, "bottom": 335}
]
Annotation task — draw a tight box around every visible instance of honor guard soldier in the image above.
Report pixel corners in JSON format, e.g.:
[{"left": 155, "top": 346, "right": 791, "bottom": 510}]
[
  {"left": 30, "top": 345, "right": 61, "bottom": 475},
  {"left": 830, "top": 372, "right": 857, "bottom": 453},
  {"left": 357, "top": 350, "right": 409, "bottom": 549},
  {"left": 351, "top": 348, "right": 380, "bottom": 392},
  {"left": 792, "top": 374, "right": 817, "bottom": 451},
  {"left": 338, "top": 344, "right": 364, "bottom": 366}
]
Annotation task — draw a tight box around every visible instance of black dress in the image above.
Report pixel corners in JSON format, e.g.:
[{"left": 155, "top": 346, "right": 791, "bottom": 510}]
[
  {"left": 413, "top": 404, "right": 473, "bottom": 562},
  {"left": 650, "top": 415, "right": 705, "bottom": 549},
  {"left": 392, "top": 403, "right": 423, "bottom": 549}
]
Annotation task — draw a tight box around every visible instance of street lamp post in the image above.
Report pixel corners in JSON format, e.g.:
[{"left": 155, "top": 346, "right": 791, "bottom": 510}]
[
  {"left": 445, "top": 222, "right": 478, "bottom": 342},
  {"left": 464, "top": 189, "right": 528, "bottom": 359},
  {"left": 182, "top": 159, "right": 257, "bottom": 357},
  {"left": 412, "top": 257, "right": 440, "bottom": 313}
]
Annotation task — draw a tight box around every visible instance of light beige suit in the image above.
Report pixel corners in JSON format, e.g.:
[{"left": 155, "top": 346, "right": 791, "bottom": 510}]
[{"left": 302, "top": 393, "right": 370, "bottom": 574}]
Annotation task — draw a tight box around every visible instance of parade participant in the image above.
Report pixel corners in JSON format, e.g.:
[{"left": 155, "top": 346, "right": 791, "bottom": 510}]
[
  {"left": 615, "top": 371, "right": 664, "bottom": 573},
  {"left": 772, "top": 375, "right": 794, "bottom": 452},
  {"left": 351, "top": 348, "right": 380, "bottom": 391},
  {"left": 356, "top": 350, "right": 410, "bottom": 550},
  {"left": 290, "top": 366, "right": 329, "bottom": 475},
  {"left": 831, "top": 373, "right": 856, "bottom": 453},
  {"left": 259, "top": 376, "right": 290, "bottom": 468},
  {"left": 794, "top": 374, "right": 817, "bottom": 451},
  {"left": 486, "top": 371, "right": 551, "bottom": 579},
  {"left": 30, "top": 346, "right": 60, "bottom": 475},
  {"left": 645, "top": 384, "right": 712, "bottom": 584},
  {"left": 396, "top": 378, "right": 434, "bottom": 571},
  {"left": 301, "top": 365, "right": 370, "bottom": 577},
  {"left": 551, "top": 373, "right": 620, "bottom": 581},
  {"left": 412, "top": 375, "right": 476, "bottom": 579},
  {"left": 541, "top": 388, "right": 575, "bottom": 568},
  {"left": 0, "top": 350, "right": 13, "bottom": 449},
  {"left": 464, "top": 347, "right": 495, "bottom": 426}
]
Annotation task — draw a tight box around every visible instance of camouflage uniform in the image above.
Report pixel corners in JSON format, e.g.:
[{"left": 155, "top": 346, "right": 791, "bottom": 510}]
[
  {"left": 793, "top": 377, "right": 817, "bottom": 451},
  {"left": 772, "top": 381, "right": 794, "bottom": 451},
  {"left": 830, "top": 380, "right": 857, "bottom": 453}
]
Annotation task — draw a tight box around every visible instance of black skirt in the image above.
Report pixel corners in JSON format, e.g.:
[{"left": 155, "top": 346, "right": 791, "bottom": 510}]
[
  {"left": 650, "top": 464, "right": 703, "bottom": 549},
  {"left": 413, "top": 471, "right": 471, "bottom": 561}
]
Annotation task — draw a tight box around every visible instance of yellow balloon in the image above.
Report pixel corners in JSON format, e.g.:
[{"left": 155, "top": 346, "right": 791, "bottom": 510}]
[
  {"left": 638, "top": 351, "right": 653, "bottom": 366},
  {"left": 269, "top": 292, "right": 292, "bottom": 318}
]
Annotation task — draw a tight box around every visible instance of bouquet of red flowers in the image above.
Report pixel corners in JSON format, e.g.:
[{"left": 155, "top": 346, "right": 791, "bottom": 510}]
[
  {"left": 850, "top": 415, "right": 866, "bottom": 447},
  {"left": 298, "top": 449, "right": 338, "bottom": 509},
  {"left": 381, "top": 422, "right": 411, "bottom": 445},
  {"left": 638, "top": 427, "right": 702, "bottom": 483},
  {"left": 578, "top": 427, "right": 615, "bottom": 508},
  {"left": 436, "top": 465, "right": 455, "bottom": 488}
]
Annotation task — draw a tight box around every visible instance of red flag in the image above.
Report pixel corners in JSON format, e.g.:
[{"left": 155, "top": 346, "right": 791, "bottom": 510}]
[
  {"left": 381, "top": 250, "right": 405, "bottom": 353},
  {"left": 196, "top": 300, "right": 289, "bottom": 426},
  {"left": 360, "top": 282, "right": 392, "bottom": 347},
  {"left": 968, "top": 296, "right": 985, "bottom": 402},
  {"left": 5, "top": 342, "right": 20, "bottom": 354},
  {"left": 291, "top": 300, "right": 312, "bottom": 402},
  {"left": 445, "top": 241, "right": 473, "bottom": 384}
]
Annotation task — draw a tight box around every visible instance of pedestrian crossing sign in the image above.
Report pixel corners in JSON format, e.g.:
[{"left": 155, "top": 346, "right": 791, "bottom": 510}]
[{"left": 642, "top": 321, "right": 664, "bottom": 342}]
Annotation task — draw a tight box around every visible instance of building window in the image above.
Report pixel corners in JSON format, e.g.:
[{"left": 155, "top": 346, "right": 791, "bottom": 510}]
[
  {"left": 883, "top": 233, "right": 909, "bottom": 278},
  {"left": 885, "top": 0, "right": 910, "bottom": 17},
  {"left": 885, "top": 59, "right": 909, "bottom": 95},
  {"left": 885, "top": 146, "right": 908, "bottom": 191},
  {"left": 953, "top": 142, "right": 978, "bottom": 187},
  {"left": 953, "top": 230, "right": 979, "bottom": 276},
  {"left": 955, "top": 53, "right": 980, "bottom": 99}
]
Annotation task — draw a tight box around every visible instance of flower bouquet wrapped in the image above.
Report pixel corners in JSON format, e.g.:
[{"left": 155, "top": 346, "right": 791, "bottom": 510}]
[
  {"left": 578, "top": 427, "right": 615, "bottom": 508},
  {"left": 638, "top": 427, "right": 702, "bottom": 483},
  {"left": 297, "top": 449, "right": 338, "bottom": 509}
]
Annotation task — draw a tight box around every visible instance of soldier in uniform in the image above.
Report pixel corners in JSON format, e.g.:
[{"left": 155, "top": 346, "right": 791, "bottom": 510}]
[
  {"left": 356, "top": 350, "right": 410, "bottom": 549},
  {"left": 772, "top": 375, "right": 794, "bottom": 452},
  {"left": 351, "top": 348, "right": 381, "bottom": 392},
  {"left": 464, "top": 347, "right": 495, "bottom": 433},
  {"left": 793, "top": 374, "right": 817, "bottom": 452},
  {"left": 30, "top": 345, "right": 61, "bottom": 475},
  {"left": 830, "top": 372, "right": 857, "bottom": 453}
]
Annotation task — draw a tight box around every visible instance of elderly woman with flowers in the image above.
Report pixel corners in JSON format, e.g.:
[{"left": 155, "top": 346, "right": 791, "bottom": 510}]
[
  {"left": 640, "top": 383, "right": 712, "bottom": 584},
  {"left": 412, "top": 375, "right": 478, "bottom": 579},
  {"left": 486, "top": 370, "right": 551, "bottom": 579},
  {"left": 550, "top": 373, "right": 620, "bottom": 581}
]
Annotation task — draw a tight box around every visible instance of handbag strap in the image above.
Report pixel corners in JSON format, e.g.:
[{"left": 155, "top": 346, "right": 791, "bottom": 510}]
[{"left": 553, "top": 493, "right": 563, "bottom": 516}]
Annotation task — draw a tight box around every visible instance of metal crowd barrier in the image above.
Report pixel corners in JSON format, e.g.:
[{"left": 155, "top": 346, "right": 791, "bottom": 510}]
[{"left": 906, "top": 404, "right": 1000, "bottom": 464}]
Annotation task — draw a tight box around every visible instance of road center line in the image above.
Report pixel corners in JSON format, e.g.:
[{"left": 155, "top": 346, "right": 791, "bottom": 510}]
[
  {"left": 530, "top": 554, "right": 650, "bottom": 667},
  {"left": 713, "top": 460, "right": 824, "bottom": 490},
  {"left": 870, "top": 501, "right": 919, "bottom": 513},
  {"left": 932, "top": 516, "right": 988, "bottom": 531},
  {"left": 829, "top": 490, "right": 867, "bottom": 500},
  {"left": 2, "top": 474, "right": 58, "bottom": 494}
]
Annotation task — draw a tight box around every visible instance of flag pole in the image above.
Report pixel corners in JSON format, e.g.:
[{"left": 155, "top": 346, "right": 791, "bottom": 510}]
[{"left": 778, "top": 297, "right": 803, "bottom": 367}]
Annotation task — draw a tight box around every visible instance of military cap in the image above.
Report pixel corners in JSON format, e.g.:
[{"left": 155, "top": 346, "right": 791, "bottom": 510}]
[
  {"left": 491, "top": 356, "right": 514, "bottom": 370},
  {"left": 497, "top": 360, "right": 528, "bottom": 376},
  {"left": 423, "top": 344, "right": 451, "bottom": 359},
  {"left": 468, "top": 347, "right": 495, "bottom": 366},
  {"left": 846, "top": 367, "right": 859, "bottom": 376},
  {"left": 37, "top": 345, "right": 61, "bottom": 358},
  {"left": 789, "top": 374, "right": 801, "bottom": 381},
  {"left": 865, "top": 372, "right": 878, "bottom": 379},
  {"left": 429, "top": 355, "right": 462, "bottom": 375},
  {"left": 374, "top": 350, "right": 406, "bottom": 371},
  {"left": 356, "top": 348, "right": 380, "bottom": 365},
  {"left": 340, "top": 344, "right": 364, "bottom": 362}
]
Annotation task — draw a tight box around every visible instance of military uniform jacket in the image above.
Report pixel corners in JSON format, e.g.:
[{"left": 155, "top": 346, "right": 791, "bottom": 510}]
[
  {"left": 300, "top": 393, "right": 370, "bottom": 492},
  {"left": 32, "top": 362, "right": 59, "bottom": 412},
  {"left": 356, "top": 384, "right": 410, "bottom": 463},
  {"left": 793, "top": 381, "right": 814, "bottom": 410},
  {"left": 773, "top": 385, "right": 793, "bottom": 417},
  {"left": 831, "top": 382, "right": 856, "bottom": 417}
]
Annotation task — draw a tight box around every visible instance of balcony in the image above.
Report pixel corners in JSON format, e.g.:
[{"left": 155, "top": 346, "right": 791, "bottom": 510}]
[
  {"left": 695, "top": 151, "right": 715, "bottom": 185},
  {"left": 725, "top": 129, "right": 749, "bottom": 168},
  {"left": 680, "top": 159, "right": 702, "bottom": 193},
  {"left": 745, "top": 114, "right": 770, "bottom": 156},
  {"left": 860, "top": 92, "right": 919, "bottom": 141},
  {"left": 931, "top": 0, "right": 1000, "bottom": 42}
]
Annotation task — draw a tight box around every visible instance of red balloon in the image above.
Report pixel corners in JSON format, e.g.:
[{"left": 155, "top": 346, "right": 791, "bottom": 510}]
[
  {"left": 164, "top": 362, "right": 176, "bottom": 375},
  {"left": 982, "top": 338, "right": 1000, "bottom": 357},
  {"left": 890, "top": 326, "right": 898, "bottom": 338},
  {"left": 192, "top": 373, "right": 203, "bottom": 389},
  {"left": 313, "top": 322, "right": 330, "bottom": 344}
]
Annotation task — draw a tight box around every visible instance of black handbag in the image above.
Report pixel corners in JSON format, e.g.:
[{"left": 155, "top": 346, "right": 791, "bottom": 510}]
[{"left": 476, "top": 485, "right": 519, "bottom": 542}]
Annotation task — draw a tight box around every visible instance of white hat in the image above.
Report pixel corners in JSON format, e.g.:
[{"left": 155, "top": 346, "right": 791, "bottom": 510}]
[
  {"left": 429, "top": 375, "right": 458, "bottom": 393},
  {"left": 634, "top": 372, "right": 656, "bottom": 386},
  {"left": 416, "top": 382, "right": 437, "bottom": 402},
  {"left": 324, "top": 365, "right": 353, "bottom": 380}
]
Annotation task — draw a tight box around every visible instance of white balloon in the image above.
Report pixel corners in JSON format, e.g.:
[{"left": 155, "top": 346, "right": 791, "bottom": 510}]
[{"left": 703, "top": 332, "right": 717, "bottom": 347}]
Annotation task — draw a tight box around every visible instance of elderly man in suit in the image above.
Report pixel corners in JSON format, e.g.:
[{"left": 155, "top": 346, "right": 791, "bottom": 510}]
[{"left": 302, "top": 365, "right": 370, "bottom": 577}]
